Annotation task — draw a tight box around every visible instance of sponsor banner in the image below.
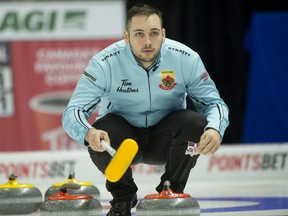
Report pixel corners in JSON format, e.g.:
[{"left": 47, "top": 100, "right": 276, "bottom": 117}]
[
  {"left": 0, "top": 39, "right": 118, "bottom": 151},
  {"left": 190, "top": 143, "right": 288, "bottom": 182},
  {"left": 0, "top": 1, "right": 125, "bottom": 41},
  {"left": 0, "top": 150, "right": 103, "bottom": 188},
  {"left": 0, "top": 144, "right": 287, "bottom": 189},
  {"left": 0, "top": 42, "right": 14, "bottom": 117},
  {"left": 0, "top": 1, "right": 125, "bottom": 151}
]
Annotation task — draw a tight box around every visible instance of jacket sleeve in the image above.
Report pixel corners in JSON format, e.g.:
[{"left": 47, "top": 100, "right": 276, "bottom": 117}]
[
  {"left": 184, "top": 53, "right": 229, "bottom": 138},
  {"left": 62, "top": 58, "right": 107, "bottom": 145}
]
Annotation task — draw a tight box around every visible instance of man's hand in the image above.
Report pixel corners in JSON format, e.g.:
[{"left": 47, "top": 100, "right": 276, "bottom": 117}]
[
  {"left": 85, "top": 128, "right": 110, "bottom": 152},
  {"left": 196, "top": 128, "right": 221, "bottom": 155}
]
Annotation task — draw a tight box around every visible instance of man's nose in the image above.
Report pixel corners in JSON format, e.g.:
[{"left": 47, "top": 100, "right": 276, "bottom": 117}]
[{"left": 144, "top": 37, "right": 152, "bottom": 47}]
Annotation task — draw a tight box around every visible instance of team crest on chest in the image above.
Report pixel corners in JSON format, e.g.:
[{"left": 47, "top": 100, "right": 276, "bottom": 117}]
[{"left": 159, "top": 70, "right": 176, "bottom": 90}]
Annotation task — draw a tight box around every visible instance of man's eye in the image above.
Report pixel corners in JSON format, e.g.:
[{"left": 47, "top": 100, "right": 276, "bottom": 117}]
[
  {"left": 136, "top": 32, "right": 143, "bottom": 37},
  {"left": 151, "top": 31, "right": 159, "bottom": 36}
]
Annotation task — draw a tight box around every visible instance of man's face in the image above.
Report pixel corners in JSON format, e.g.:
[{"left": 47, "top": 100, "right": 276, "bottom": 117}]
[{"left": 124, "top": 14, "right": 166, "bottom": 69}]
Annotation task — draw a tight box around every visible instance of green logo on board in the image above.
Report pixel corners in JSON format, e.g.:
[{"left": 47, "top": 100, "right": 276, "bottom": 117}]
[{"left": 0, "top": 10, "right": 87, "bottom": 32}]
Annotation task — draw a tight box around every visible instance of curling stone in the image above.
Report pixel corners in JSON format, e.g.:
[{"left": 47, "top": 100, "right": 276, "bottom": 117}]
[
  {"left": 0, "top": 173, "right": 43, "bottom": 215},
  {"left": 136, "top": 181, "right": 200, "bottom": 216},
  {"left": 40, "top": 183, "right": 102, "bottom": 216},
  {"left": 44, "top": 172, "right": 100, "bottom": 200}
]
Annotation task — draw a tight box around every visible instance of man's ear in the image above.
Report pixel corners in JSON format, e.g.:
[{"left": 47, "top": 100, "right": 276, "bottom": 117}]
[
  {"left": 124, "top": 30, "right": 129, "bottom": 43},
  {"left": 162, "top": 28, "right": 166, "bottom": 42}
]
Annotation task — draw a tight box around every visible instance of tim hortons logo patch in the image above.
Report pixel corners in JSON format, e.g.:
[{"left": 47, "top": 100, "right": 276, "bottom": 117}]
[{"left": 159, "top": 70, "right": 176, "bottom": 90}]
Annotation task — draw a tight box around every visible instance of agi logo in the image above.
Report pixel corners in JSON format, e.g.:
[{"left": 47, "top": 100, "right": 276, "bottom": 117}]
[
  {"left": 62, "top": 11, "right": 86, "bottom": 30},
  {"left": 0, "top": 9, "right": 87, "bottom": 32}
]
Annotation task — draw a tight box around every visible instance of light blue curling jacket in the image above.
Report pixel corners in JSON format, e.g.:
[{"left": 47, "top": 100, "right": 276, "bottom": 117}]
[{"left": 62, "top": 38, "right": 229, "bottom": 145}]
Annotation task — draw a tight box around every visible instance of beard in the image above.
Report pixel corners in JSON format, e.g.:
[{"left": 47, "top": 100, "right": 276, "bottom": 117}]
[{"left": 131, "top": 46, "right": 161, "bottom": 68}]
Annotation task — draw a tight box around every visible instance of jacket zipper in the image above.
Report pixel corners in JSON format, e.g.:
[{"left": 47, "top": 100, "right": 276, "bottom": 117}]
[
  {"left": 138, "top": 56, "right": 160, "bottom": 127},
  {"left": 145, "top": 69, "right": 152, "bottom": 127}
]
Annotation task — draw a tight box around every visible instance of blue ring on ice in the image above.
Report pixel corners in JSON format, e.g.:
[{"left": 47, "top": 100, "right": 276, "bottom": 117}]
[{"left": 196, "top": 197, "right": 288, "bottom": 213}]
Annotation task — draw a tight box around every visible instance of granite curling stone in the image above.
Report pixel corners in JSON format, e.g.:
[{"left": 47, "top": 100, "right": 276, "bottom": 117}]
[
  {"left": 0, "top": 173, "right": 43, "bottom": 215},
  {"left": 44, "top": 172, "right": 100, "bottom": 200},
  {"left": 40, "top": 183, "right": 102, "bottom": 216},
  {"left": 136, "top": 181, "right": 200, "bottom": 216}
]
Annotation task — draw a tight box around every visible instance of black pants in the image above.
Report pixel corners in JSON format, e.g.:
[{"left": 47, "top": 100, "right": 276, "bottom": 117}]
[{"left": 88, "top": 109, "right": 207, "bottom": 202}]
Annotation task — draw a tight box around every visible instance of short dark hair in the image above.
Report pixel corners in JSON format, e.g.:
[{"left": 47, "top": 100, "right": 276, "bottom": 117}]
[{"left": 126, "top": 4, "right": 163, "bottom": 30}]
